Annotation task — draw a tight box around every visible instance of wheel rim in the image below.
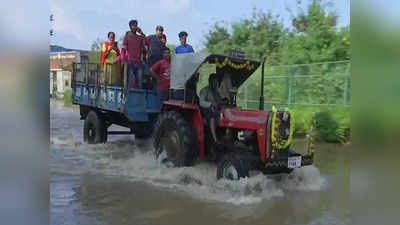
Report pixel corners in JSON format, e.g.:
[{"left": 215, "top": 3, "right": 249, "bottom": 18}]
[{"left": 223, "top": 163, "right": 239, "bottom": 180}]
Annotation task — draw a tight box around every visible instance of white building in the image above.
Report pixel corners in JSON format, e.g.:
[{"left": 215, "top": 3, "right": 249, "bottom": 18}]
[{"left": 50, "top": 48, "right": 88, "bottom": 99}]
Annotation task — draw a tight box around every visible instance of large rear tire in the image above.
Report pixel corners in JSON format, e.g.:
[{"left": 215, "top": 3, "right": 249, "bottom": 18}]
[
  {"left": 83, "top": 111, "right": 107, "bottom": 144},
  {"left": 153, "top": 111, "right": 198, "bottom": 167},
  {"left": 217, "top": 152, "right": 250, "bottom": 180}
]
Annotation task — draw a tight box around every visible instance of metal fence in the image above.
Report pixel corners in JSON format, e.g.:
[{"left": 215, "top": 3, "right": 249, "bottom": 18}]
[{"left": 236, "top": 61, "right": 351, "bottom": 109}]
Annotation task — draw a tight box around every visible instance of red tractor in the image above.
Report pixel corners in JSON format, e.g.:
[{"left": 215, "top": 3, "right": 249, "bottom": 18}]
[{"left": 153, "top": 53, "right": 314, "bottom": 180}]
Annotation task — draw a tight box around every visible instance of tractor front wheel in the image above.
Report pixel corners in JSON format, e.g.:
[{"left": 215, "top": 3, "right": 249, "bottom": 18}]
[{"left": 217, "top": 152, "right": 250, "bottom": 180}]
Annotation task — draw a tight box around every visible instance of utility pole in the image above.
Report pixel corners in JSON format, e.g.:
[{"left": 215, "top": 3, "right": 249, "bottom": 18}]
[
  {"left": 288, "top": 67, "right": 295, "bottom": 106},
  {"left": 50, "top": 14, "right": 54, "bottom": 36},
  {"left": 344, "top": 62, "right": 350, "bottom": 106}
]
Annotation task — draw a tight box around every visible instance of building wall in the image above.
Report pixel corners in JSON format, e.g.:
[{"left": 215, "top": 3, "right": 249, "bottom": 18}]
[
  {"left": 62, "top": 71, "right": 72, "bottom": 92},
  {"left": 49, "top": 50, "right": 88, "bottom": 98},
  {"left": 50, "top": 70, "right": 59, "bottom": 96},
  {"left": 50, "top": 69, "right": 71, "bottom": 98},
  {"left": 50, "top": 73, "right": 53, "bottom": 95},
  {"left": 56, "top": 71, "right": 71, "bottom": 93}
]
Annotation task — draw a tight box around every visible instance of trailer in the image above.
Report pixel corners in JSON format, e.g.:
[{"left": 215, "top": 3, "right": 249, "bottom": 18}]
[
  {"left": 71, "top": 63, "right": 159, "bottom": 143},
  {"left": 72, "top": 53, "right": 315, "bottom": 180}
]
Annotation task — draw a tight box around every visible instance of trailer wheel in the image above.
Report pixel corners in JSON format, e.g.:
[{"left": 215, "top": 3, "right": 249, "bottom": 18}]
[
  {"left": 217, "top": 152, "right": 250, "bottom": 180},
  {"left": 83, "top": 111, "right": 107, "bottom": 144},
  {"left": 154, "top": 111, "right": 197, "bottom": 167}
]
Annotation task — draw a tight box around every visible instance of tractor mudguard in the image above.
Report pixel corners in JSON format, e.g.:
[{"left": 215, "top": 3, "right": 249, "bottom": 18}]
[{"left": 161, "top": 100, "right": 205, "bottom": 158}]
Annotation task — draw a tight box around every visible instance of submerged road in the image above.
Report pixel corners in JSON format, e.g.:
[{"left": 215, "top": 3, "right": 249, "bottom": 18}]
[{"left": 50, "top": 101, "right": 349, "bottom": 225}]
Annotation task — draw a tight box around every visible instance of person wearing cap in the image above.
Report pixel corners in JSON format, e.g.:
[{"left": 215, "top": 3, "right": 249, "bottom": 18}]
[
  {"left": 175, "top": 31, "right": 194, "bottom": 54},
  {"left": 147, "top": 25, "right": 165, "bottom": 67}
]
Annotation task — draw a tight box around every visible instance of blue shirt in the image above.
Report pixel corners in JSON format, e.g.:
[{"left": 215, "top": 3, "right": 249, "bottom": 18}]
[{"left": 175, "top": 44, "right": 194, "bottom": 54}]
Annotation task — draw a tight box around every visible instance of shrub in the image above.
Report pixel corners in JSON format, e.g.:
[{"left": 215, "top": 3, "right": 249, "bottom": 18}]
[
  {"left": 63, "top": 89, "right": 72, "bottom": 105},
  {"left": 291, "top": 106, "right": 350, "bottom": 143},
  {"left": 292, "top": 107, "right": 314, "bottom": 136},
  {"left": 312, "top": 108, "right": 350, "bottom": 143},
  {"left": 331, "top": 107, "right": 351, "bottom": 143},
  {"left": 313, "top": 111, "right": 339, "bottom": 142}
]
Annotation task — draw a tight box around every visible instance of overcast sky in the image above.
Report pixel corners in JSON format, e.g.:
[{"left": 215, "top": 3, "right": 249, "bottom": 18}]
[{"left": 49, "top": 0, "right": 350, "bottom": 51}]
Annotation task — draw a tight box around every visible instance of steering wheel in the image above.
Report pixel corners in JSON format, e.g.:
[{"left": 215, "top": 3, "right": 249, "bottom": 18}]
[
  {"left": 221, "top": 98, "right": 229, "bottom": 105},
  {"left": 218, "top": 97, "right": 232, "bottom": 108}
]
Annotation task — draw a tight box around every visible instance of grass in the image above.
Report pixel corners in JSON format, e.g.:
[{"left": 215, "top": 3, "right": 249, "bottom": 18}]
[
  {"left": 63, "top": 89, "right": 73, "bottom": 105},
  {"left": 291, "top": 106, "right": 350, "bottom": 143}
]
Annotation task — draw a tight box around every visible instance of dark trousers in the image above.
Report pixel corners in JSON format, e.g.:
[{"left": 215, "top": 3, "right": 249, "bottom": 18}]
[
  {"left": 127, "top": 62, "right": 143, "bottom": 89},
  {"left": 149, "top": 55, "right": 163, "bottom": 67},
  {"left": 171, "top": 89, "right": 184, "bottom": 100},
  {"left": 157, "top": 89, "right": 169, "bottom": 109},
  {"left": 171, "top": 89, "right": 197, "bottom": 103}
]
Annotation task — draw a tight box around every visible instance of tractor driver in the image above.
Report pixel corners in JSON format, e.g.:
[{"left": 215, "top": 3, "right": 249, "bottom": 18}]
[
  {"left": 218, "top": 72, "right": 233, "bottom": 104},
  {"left": 199, "top": 73, "right": 221, "bottom": 144}
]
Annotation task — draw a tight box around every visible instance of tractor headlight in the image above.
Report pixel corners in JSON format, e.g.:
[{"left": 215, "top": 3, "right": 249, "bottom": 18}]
[{"left": 285, "top": 128, "right": 290, "bottom": 136}]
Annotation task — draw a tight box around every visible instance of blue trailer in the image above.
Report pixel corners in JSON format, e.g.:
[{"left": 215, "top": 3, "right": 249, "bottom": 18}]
[{"left": 71, "top": 63, "right": 160, "bottom": 143}]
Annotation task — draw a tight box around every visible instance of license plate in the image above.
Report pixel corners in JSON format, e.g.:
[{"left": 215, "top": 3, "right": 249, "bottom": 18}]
[{"left": 288, "top": 156, "right": 302, "bottom": 168}]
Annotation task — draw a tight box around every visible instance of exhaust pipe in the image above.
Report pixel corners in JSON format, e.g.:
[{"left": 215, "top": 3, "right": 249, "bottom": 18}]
[{"left": 259, "top": 57, "right": 266, "bottom": 110}]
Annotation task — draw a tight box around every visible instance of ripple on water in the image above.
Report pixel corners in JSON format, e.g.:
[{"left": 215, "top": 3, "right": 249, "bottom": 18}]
[{"left": 51, "top": 135, "right": 325, "bottom": 206}]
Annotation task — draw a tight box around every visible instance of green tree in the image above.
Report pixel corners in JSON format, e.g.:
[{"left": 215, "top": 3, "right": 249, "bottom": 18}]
[
  {"left": 204, "top": 22, "right": 232, "bottom": 54},
  {"left": 88, "top": 38, "right": 102, "bottom": 63},
  {"left": 167, "top": 44, "right": 176, "bottom": 55},
  {"left": 204, "top": 8, "right": 289, "bottom": 103},
  {"left": 204, "top": 9, "right": 288, "bottom": 65},
  {"left": 202, "top": 1, "right": 351, "bottom": 140},
  {"left": 282, "top": 0, "right": 350, "bottom": 64}
]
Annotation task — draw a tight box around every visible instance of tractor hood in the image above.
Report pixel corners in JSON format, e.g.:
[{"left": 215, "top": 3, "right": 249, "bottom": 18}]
[
  {"left": 170, "top": 53, "right": 260, "bottom": 90},
  {"left": 220, "top": 108, "right": 269, "bottom": 126}
]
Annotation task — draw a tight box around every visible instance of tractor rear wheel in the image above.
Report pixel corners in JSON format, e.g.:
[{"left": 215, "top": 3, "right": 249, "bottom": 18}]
[
  {"left": 83, "top": 111, "right": 107, "bottom": 144},
  {"left": 217, "top": 152, "right": 250, "bottom": 180},
  {"left": 154, "top": 111, "right": 198, "bottom": 167}
]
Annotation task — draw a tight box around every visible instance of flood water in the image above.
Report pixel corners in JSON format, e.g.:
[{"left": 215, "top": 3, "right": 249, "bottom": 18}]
[{"left": 50, "top": 101, "right": 350, "bottom": 225}]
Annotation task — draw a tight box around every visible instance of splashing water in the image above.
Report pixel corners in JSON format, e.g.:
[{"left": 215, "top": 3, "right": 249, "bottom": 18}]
[{"left": 51, "top": 133, "right": 325, "bottom": 205}]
